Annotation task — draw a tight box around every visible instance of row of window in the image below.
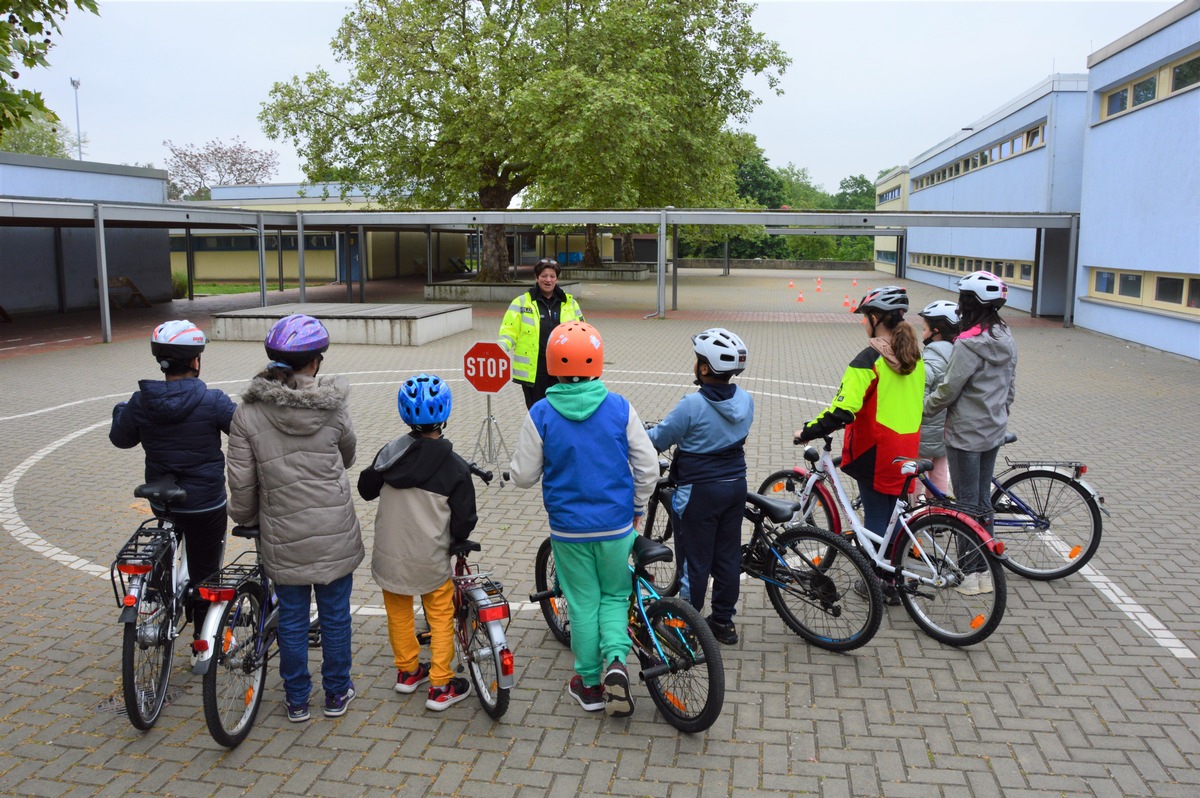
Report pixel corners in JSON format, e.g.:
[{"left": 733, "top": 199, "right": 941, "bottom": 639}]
[
  {"left": 877, "top": 186, "right": 901, "bottom": 204},
  {"left": 168, "top": 234, "right": 338, "bottom": 252},
  {"left": 1101, "top": 49, "right": 1200, "bottom": 121},
  {"left": 911, "top": 124, "right": 1046, "bottom": 193},
  {"left": 909, "top": 251, "right": 1034, "bottom": 286},
  {"left": 1090, "top": 268, "right": 1200, "bottom": 315},
  {"left": 874, "top": 250, "right": 898, "bottom": 264}
]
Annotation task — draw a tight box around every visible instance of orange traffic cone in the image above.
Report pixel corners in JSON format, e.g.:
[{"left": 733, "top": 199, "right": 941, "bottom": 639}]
[
  {"left": 796, "top": 292, "right": 804, "bottom": 302},
  {"left": 852, "top": 278, "right": 858, "bottom": 287},
  {"left": 843, "top": 294, "right": 852, "bottom": 307},
  {"left": 788, "top": 280, "right": 794, "bottom": 288},
  {"left": 816, "top": 284, "right": 822, "bottom": 292}
]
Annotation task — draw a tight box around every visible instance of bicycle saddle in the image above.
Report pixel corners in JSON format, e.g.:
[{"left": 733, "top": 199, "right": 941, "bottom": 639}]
[
  {"left": 450, "top": 540, "right": 482, "bottom": 556},
  {"left": 633, "top": 534, "right": 673, "bottom": 565},
  {"left": 744, "top": 492, "right": 801, "bottom": 524},
  {"left": 134, "top": 478, "right": 187, "bottom": 505}
]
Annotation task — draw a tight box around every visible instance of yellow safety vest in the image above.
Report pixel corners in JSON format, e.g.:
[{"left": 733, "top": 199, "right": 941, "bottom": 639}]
[{"left": 497, "top": 289, "right": 584, "bottom": 384}]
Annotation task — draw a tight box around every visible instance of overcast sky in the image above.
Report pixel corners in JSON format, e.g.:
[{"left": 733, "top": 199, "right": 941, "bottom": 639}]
[{"left": 24, "top": 0, "right": 1175, "bottom": 194}]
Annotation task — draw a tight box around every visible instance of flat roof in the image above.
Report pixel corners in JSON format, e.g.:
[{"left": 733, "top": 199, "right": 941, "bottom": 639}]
[{"left": 1088, "top": 0, "right": 1200, "bottom": 68}]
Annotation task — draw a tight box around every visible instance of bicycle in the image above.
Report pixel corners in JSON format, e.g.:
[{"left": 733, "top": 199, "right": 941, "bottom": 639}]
[
  {"left": 763, "top": 432, "right": 1106, "bottom": 582},
  {"left": 761, "top": 436, "right": 1008, "bottom": 647},
  {"left": 530, "top": 534, "right": 724, "bottom": 733},
  {"left": 639, "top": 450, "right": 682, "bottom": 596},
  {"left": 110, "top": 477, "right": 194, "bottom": 730}
]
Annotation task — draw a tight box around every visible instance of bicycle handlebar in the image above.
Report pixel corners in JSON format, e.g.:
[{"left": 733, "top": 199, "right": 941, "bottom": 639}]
[{"left": 468, "top": 463, "right": 493, "bottom": 484}]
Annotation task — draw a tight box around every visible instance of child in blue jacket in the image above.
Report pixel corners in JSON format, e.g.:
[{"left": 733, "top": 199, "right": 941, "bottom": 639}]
[
  {"left": 510, "top": 322, "right": 658, "bottom": 718},
  {"left": 647, "top": 329, "right": 753, "bottom": 645}
]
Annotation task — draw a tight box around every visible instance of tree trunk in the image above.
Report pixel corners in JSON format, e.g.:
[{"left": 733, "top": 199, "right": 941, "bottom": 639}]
[
  {"left": 621, "top": 231, "right": 637, "bottom": 262},
  {"left": 582, "top": 224, "right": 601, "bottom": 267},
  {"left": 478, "top": 224, "right": 511, "bottom": 282}
]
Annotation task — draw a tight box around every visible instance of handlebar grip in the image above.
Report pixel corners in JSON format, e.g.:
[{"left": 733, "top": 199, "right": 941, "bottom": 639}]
[
  {"left": 468, "top": 463, "right": 493, "bottom": 483},
  {"left": 528, "top": 589, "right": 555, "bottom": 602}
]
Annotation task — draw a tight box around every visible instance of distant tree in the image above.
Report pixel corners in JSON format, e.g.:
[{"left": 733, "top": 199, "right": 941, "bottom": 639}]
[
  {"left": 833, "top": 174, "right": 874, "bottom": 210},
  {"left": 777, "top": 164, "right": 831, "bottom": 210},
  {"left": 0, "top": 115, "right": 79, "bottom": 157},
  {"left": 261, "top": 0, "right": 788, "bottom": 280},
  {"left": 0, "top": 1, "right": 99, "bottom": 133},
  {"left": 163, "top": 137, "right": 279, "bottom": 201},
  {"left": 877, "top": 164, "right": 902, "bottom": 180}
]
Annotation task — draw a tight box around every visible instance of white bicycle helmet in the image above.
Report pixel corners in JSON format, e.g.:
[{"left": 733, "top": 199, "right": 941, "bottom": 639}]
[
  {"left": 855, "top": 285, "right": 909, "bottom": 315},
  {"left": 151, "top": 320, "right": 206, "bottom": 370},
  {"left": 958, "top": 271, "right": 1008, "bottom": 307},
  {"left": 918, "top": 300, "right": 961, "bottom": 325},
  {"left": 693, "top": 328, "right": 748, "bottom": 376}
]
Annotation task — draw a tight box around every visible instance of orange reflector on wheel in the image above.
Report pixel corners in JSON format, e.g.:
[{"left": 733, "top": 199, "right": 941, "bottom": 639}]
[
  {"left": 478, "top": 604, "right": 509, "bottom": 623},
  {"left": 1068, "top": 545, "right": 1082, "bottom": 559},
  {"left": 501, "top": 648, "right": 514, "bottom": 676},
  {"left": 770, "top": 483, "right": 784, "bottom": 493},
  {"left": 664, "top": 618, "right": 686, "bottom": 629},
  {"left": 665, "top": 691, "right": 686, "bottom": 711},
  {"left": 812, "top": 555, "right": 823, "bottom": 567},
  {"left": 969, "top": 614, "right": 986, "bottom": 630},
  {"left": 198, "top": 586, "right": 236, "bottom": 602},
  {"left": 117, "top": 562, "right": 152, "bottom": 575},
  {"left": 223, "top": 628, "right": 233, "bottom": 653},
  {"left": 244, "top": 687, "right": 255, "bottom": 707},
  {"left": 910, "top": 545, "right": 923, "bottom": 558}
]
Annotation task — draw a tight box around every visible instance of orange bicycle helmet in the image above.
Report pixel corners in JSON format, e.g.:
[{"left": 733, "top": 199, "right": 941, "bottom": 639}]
[{"left": 546, "top": 321, "right": 604, "bottom": 379}]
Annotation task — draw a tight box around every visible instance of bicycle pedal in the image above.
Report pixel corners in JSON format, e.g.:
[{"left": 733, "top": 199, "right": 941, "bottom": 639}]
[{"left": 416, "top": 631, "right": 432, "bottom": 646}]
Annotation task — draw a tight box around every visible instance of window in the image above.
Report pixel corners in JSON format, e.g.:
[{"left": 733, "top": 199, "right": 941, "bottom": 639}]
[
  {"left": 1106, "top": 88, "right": 1128, "bottom": 116},
  {"left": 1132, "top": 75, "right": 1158, "bottom": 106},
  {"left": 1155, "top": 276, "right": 1184, "bottom": 304},
  {"left": 1020, "top": 263, "right": 1033, "bottom": 281},
  {"left": 1174, "top": 54, "right": 1200, "bottom": 92},
  {"left": 1189, "top": 278, "right": 1200, "bottom": 309},
  {"left": 1095, "top": 270, "right": 1115, "bottom": 294},
  {"left": 1026, "top": 127, "right": 1041, "bottom": 148},
  {"left": 1118, "top": 273, "right": 1142, "bottom": 298},
  {"left": 1003, "top": 261, "right": 1015, "bottom": 279}
]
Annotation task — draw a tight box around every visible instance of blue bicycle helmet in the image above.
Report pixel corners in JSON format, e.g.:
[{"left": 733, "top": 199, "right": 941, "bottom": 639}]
[{"left": 398, "top": 373, "right": 453, "bottom": 427}]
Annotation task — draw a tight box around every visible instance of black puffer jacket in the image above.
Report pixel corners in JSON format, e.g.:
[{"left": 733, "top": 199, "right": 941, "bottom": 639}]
[{"left": 110, "top": 378, "right": 237, "bottom": 512}]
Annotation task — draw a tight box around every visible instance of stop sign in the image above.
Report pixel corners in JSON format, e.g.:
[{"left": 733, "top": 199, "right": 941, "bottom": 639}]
[{"left": 463, "top": 342, "right": 511, "bottom": 393}]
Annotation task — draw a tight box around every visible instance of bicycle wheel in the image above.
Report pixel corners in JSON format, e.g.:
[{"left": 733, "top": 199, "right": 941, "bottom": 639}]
[
  {"left": 641, "top": 486, "right": 681, "bottom": 597},
  {"left": 121, "top": 573, "right": 174, "bottom": 730},
  {"left": 764, "top": 525, "right": 883, "bottom": 652},
  {"left": 992, "top": 470, "right": 1102, "bottom": 580},
  {"left": 757, "top": 470, "right": 839, "bottom": 534},
  {"left": 202, "top": 583, "right": 267, "bottom": 748},
  {"left": 464, "top": 606, "right": 510, "bottom": 720},
  {"left": 640, "top": 596, "right": 724, "bottom": 733},
  {"left": 895, "top": 513, "right": 1006, "bottom": 647},
  {"left": 533, "top": 538, "right": 570, "bottom": 646}
]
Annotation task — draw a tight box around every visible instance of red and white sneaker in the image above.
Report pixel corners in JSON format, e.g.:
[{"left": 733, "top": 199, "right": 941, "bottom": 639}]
[
  {"left": 425, "top": 677, "right": 471, "bottom": 711},
  {"left": 395, "top": 663, "right": 431, "bottom": 694}
]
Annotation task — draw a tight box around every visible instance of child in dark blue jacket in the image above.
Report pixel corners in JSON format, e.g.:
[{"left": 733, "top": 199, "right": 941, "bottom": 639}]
[
  {"left": 647, "top": 329, "right": 753, "bottom": 645},
  {"left": 110, "top": 321, "right": 236, "bottom": 645}
]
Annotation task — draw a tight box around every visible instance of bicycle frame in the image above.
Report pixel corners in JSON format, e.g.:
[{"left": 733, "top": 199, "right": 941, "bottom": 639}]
[
  {"left": 451, "top": 554, "right": 516, "bottom": 691},
  {"left": 193, "top": 554, "right": 278, "bottom": 676}
]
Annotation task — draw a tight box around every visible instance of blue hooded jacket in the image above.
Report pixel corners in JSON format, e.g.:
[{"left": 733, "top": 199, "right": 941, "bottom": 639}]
[{"left": 110, "top": 378, "right": 236, "bottom": 513}]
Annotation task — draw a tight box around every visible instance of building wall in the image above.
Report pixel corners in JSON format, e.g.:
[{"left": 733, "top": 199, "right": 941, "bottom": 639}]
[{"left": 874, "top": 167, "right": 908, "bottom": 275}]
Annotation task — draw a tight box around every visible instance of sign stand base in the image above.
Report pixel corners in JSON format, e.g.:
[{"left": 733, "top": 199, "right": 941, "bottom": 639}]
[{"left": 471, "top": 394, "right": 510, "bottom": 469}]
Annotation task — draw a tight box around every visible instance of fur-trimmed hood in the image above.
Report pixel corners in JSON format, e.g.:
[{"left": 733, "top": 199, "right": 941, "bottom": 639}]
[{"left": 240, "top": 374, "right": 351, "bottom": 437}]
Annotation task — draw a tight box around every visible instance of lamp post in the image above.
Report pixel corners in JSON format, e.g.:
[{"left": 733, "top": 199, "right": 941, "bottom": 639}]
[{"left": 69, "top": 78, "right": 82, "bottom": 160}]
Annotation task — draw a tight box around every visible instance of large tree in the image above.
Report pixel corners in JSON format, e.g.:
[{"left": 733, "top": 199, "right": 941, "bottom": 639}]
[
  {"left": 1, "top": 1, "right": 98, "bottom": 133},
  {"left": 163, "top": 137, "right": 279, "bottom": 201},
  {"left": 260, "top": 0, "right": 788, "bottom": 280},
  {"left": 0, "top": 115, "right": 78, "bottom": 157}
]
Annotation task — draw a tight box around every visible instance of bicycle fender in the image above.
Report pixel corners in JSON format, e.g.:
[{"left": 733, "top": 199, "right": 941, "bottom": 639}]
[
  {"left": 118, "top": 606, "right": 138, "bottom": 624},
  {"left": 1016, "top": 469, "right": 1110, "bottom": 518},
  {"left": 191, "top": 599, "right": 230, "bottom": 676},
  {"left": 810, "top": 480, "right": 842, "bottom": 535},
  {"left": 485, "top": 620, "right": 516, "bottom": 689},
  {"left": 908, "top": 506, "right": 1007, "bottom": 558}
]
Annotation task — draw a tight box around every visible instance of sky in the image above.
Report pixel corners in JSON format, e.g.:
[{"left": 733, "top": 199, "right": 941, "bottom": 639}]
[{"left": 23, "top": 0, "right": 1177, "bottom": 194}]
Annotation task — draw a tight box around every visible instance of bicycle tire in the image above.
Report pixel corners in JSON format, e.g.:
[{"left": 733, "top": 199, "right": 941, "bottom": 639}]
[
  {"left": 639, "top": 596, "right": 724, "bottom": 734},
  {"left": 464, "top": 605, "right": 510, "bottom": 720},
  {"left": 764, "top": 525, "right": 883, "bottom": 652},
  {"left": 757, "top": 470, "right": 840, "bottom": 534},
  {"left": 121, "top": 572, "right": 174, "bottom": 730},
  {"left": 641, "top": 486, "right": 681, "bottom": 597},
  {"left": 533, "top": 538, "right": 570, "bottom": 646},
  {"left": 894, "top": 513, "right": 1006, "bottom": 647},
  {"left": 202, "top": 582, "right": 267, "bottom": 748},
  {"left": 992, "top": 470, "right": 1102, "bottom": 580}
]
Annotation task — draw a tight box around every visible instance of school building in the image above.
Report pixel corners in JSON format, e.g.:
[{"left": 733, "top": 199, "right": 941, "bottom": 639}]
[{"left": 879, "top": 0, "right": 1200, "bottom": 359}]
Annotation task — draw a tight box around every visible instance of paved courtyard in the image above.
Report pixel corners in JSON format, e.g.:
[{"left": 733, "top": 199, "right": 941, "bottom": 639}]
[{"left": 1, "top": 269, "right": 1197, "bottom": 797}]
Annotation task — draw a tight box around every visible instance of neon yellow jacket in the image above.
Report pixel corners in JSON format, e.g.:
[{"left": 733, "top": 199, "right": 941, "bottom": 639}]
[{"left": 497, "top": 287, "right": 584, "bottom": 385}]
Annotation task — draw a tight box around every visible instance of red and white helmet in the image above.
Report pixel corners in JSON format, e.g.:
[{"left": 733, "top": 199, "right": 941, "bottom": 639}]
[
  {"left": 151, "top": 320, "right": 206, "bottom": 366},
  {"left": 958, "top": 271, "right": 1008, "bottom": 307}
]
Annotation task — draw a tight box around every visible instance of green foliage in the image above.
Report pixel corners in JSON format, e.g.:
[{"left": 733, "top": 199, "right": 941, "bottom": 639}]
[
  {"left": 833, "top": 173, "right": 874, "bottom": 210},
  {"left": 0, "top": 1, "right": 99, "bottom": 132},
  {"left": 170, "top": 271, "right": 188, "bottom": 300},
  {"left": 259, "top": 0, "right": 789, "bottom": 278},
  {"left": 0, "top": 113, "right": 76, "bottom": 156}
]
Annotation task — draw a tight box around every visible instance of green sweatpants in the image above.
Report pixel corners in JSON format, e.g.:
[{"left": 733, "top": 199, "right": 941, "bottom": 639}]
[{"left": 551, "top": 533, "right": 635, "bottom": 686}]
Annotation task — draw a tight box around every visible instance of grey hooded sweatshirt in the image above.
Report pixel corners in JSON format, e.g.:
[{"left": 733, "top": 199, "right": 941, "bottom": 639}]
[
  {"left": 918, "top": 339, "right": 954, "bottom": 459},
  {"left": 925, "top": 323, "right": 1017, "bottom": 452},
  {"left": 227, "top": 373, "right": 364, "bottom": 586}
]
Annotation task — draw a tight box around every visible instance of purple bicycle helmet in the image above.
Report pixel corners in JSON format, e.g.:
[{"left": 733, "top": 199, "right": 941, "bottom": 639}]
[{"left": 264, "top": 314, "right": 330, "bottom": 367}]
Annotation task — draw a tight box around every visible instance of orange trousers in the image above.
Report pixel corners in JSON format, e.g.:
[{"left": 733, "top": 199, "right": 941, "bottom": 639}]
[{"left": 382, "top": 580, "right": 456, "bottom": 688}]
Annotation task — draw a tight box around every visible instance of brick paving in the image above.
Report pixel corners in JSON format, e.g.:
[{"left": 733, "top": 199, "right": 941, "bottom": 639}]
[{"left": 0, "top": 268, "right": 1197, "bottom": 797}]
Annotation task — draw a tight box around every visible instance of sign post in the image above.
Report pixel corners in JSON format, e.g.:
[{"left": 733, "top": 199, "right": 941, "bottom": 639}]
[{"left": 464, "top": 342, "right": 512, "bottom": 467}]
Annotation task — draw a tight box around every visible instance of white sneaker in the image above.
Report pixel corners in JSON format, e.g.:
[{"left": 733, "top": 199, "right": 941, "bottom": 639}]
[
  {"left": 956, "top": 572, "right": 981, "bottom": 595},
  {"left": 976, "top": 571, "right": 994, "bottom": 595}
]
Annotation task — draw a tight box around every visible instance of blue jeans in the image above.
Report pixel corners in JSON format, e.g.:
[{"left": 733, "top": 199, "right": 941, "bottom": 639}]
[
  {"left": 946, "top": 446, "right": 1000, "bottom": 574},
  {"left": 276, "top": 573, "right": 354, "bottom": 706}
]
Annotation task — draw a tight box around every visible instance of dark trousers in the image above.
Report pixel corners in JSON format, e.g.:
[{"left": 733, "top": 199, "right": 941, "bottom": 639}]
[
  {"left": 521, "top": 374, "right": 557, "bottom": 410},
  {"left": 675, "top": 478, "right": 746, "bottom": 625},
  {"left": 169, "top": 505, "right": 227, "bottom": 634}
]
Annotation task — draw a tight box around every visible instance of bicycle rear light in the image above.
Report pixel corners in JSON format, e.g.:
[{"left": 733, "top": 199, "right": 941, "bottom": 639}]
[
  {"left": 478, "top": 604, "right": 509, "bottom": 623},
  {"left": 122, "top": 594, "right": 137, "bottom": 607},
  {"left": 117, "top": 562, "right": 152, "bottom": 575},
  {"left": 199, "top": 587, "right": 236, "bottom": 602},
  {"left": 500, "top": 648, "right": 514, "bottom": 676}
]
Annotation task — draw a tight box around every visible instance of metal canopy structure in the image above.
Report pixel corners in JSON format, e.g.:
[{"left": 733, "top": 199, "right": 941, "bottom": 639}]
[{"left": 0, "top": 197, "right": 1081, "bottom": 339}]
